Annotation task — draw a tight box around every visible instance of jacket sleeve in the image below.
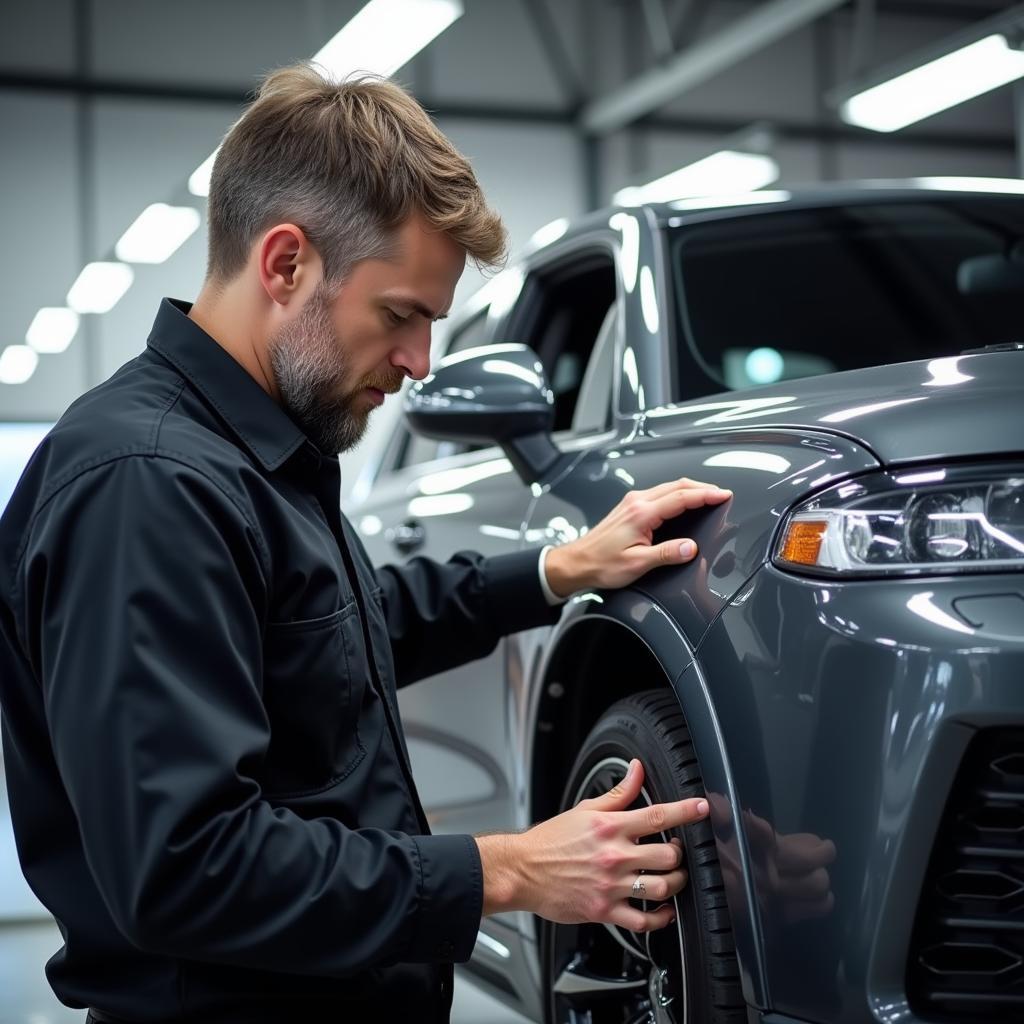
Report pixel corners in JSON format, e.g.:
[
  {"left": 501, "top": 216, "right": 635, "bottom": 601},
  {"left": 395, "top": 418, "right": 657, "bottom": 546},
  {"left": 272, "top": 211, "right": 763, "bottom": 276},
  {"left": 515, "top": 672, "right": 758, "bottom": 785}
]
[
  {"left": 17, "top": 454, "right": 481, "bottom": 974},
  {"left": 375, "top": 547, "right": 563, "bottom": 687}
]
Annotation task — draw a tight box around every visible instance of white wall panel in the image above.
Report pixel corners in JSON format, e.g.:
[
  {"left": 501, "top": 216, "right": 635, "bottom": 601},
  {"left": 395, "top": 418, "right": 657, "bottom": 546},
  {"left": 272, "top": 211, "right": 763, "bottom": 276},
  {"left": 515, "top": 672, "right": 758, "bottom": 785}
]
[{"left": 0, "top": 93, "right": 87, "bottom": 420}]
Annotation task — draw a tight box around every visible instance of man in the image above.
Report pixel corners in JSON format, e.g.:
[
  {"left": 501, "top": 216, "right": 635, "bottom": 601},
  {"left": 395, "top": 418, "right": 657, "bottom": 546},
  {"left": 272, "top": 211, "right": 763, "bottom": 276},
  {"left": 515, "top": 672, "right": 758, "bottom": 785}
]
[{"left": 0, "top": 65, "right": 731, "bottom": 1022}]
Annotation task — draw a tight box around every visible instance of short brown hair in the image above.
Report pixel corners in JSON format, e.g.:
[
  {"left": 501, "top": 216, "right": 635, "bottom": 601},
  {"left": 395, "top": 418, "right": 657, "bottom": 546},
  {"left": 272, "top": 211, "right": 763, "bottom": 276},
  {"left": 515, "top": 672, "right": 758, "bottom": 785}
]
[{"left": 205, "top": 63, "right": 506, "bottom": 288}]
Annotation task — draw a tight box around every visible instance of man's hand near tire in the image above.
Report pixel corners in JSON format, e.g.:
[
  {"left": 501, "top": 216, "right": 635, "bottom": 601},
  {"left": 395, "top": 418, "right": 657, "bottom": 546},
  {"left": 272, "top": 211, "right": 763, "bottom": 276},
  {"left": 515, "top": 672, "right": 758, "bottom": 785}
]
[{"left": 476, "top": 758, "right": 708, "bottom": 931}]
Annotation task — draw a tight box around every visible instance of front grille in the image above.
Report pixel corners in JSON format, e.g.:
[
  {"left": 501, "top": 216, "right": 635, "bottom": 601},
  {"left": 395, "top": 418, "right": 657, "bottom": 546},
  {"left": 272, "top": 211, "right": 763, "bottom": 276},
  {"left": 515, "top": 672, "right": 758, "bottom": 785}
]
[{"left": 908, "top": 729, "right": 1024, "bottom": 1019}]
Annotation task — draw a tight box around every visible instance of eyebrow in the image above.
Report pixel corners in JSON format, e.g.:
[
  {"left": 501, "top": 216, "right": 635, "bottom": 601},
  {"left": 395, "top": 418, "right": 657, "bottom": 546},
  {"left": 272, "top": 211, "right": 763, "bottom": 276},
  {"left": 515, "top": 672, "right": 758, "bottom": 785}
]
[{"left": 387, "top": 296, "right": 448, "bottom": 322}]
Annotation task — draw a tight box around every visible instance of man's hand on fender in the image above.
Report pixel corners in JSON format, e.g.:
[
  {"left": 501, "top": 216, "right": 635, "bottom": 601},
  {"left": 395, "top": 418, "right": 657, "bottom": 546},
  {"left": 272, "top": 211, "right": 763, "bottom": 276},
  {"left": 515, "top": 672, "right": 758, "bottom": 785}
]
[
  {"left": 476, "top": 759, "right": 709, "bottom": 931},
  {"left": 543, "top": 476, "right": 732, "bottom": 598}
]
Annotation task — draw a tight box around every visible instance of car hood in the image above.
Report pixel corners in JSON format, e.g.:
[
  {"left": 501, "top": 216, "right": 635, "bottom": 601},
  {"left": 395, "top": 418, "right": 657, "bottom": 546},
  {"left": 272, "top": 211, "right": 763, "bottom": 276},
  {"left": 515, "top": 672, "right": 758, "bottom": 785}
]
[{"left": 643, "top": 350, "right": 1024, "bottom": 466}]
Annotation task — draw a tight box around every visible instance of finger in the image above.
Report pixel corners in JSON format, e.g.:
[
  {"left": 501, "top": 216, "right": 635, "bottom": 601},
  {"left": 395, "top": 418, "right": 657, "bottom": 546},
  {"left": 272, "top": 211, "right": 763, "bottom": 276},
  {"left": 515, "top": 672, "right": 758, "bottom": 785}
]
[
  {"left": 627, "top": 840, "right": 683, "bottom": 872},
  {"left": 743, "top": 809, "right": 777, "bottom": 854},
  {"left": 606, "top": 900, "right": 677, "bottom": 933},
  {"left": 642, "top": 476, "right": 724, "bottom": 500},
  {"left": 780, "top": 867, "right": 831, "bottom": 902},
  {"left": 776, "top": 834, "right": 837, "bottom": 874},
  {"left": 650, "top": 487, "right": 732, "bottom": 521},
  {"left": 623, "top": 797, "right": 709, "bottom": 839},
  {"left": 783, "top": 890, "right": 835, "bottom": 925},
  {"left": 583, "top": 758, "right": 644, "bottom": 812},
  {"left": 634, "top": 538, "right": 699, "bottom": 570},
  {"left": 625, "top": 868, "right": 688, "bottom": 902}
]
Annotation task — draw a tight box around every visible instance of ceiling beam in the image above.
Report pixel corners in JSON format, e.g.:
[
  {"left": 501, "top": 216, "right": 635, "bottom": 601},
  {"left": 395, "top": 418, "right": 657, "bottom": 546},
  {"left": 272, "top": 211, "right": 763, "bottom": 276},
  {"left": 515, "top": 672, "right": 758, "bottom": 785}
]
[
  {"left": 0, "top": 70, "right": 1014, "bottom": 152},
  {"left": 579, "top": 0, "right": 849, "bottom": 135}
]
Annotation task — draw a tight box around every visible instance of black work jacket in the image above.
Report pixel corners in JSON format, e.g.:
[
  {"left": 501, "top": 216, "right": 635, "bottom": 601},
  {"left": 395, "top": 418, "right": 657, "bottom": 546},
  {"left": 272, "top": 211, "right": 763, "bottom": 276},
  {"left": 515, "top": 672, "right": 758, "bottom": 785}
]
[{"left": 0, "top": 298, "right": 560, "bottom": 1023}]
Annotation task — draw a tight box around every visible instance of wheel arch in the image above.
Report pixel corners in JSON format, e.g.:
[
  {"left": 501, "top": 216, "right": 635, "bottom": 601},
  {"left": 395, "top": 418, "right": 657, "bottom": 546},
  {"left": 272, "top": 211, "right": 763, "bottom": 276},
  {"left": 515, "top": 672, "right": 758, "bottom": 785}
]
[{"left": 526, "top": 588, "right": 770, "bottom": 1011}]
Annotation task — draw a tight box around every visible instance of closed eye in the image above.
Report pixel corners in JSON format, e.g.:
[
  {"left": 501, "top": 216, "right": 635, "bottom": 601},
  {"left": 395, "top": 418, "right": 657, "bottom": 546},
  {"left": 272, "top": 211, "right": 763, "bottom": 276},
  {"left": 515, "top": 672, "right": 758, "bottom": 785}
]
[{"left": 385, "top": 308, "right": 409, "bottom": 326}]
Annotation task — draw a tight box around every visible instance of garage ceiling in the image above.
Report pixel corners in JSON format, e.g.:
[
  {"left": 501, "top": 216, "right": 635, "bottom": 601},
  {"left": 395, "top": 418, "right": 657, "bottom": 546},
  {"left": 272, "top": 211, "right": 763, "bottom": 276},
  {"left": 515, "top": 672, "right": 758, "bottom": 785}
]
[{"left": 1, "top": 0, "right": 1021, "bottom": 423}]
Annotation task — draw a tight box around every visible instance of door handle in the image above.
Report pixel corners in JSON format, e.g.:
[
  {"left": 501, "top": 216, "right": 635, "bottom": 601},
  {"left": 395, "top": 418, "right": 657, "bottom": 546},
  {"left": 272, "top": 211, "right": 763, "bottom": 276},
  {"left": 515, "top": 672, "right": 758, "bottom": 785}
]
[{"left": 387, "top": 518, "right": 426, "bottom": 555}]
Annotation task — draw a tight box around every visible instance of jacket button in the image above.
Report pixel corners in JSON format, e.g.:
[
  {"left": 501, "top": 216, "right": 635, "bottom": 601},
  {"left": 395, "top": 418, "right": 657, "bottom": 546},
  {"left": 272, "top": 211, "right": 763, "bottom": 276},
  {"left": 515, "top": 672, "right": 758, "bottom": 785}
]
[{"left": 438, "top": 940, "right": 455, "bottom": 958}]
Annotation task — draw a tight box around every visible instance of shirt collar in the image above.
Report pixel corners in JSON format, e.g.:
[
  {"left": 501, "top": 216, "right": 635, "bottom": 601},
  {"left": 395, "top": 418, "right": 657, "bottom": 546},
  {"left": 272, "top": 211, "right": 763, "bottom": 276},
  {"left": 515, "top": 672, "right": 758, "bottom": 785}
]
[{"left": 146, "top": 297, "right": 312, "bottom": 472}]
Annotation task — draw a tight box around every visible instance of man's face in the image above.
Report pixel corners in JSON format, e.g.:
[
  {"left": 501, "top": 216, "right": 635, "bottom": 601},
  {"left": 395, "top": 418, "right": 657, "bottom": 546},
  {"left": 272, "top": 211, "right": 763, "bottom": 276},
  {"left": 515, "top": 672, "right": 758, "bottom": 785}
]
[{"left": 269, "top": 213, "right": 465, "bottom": 454}]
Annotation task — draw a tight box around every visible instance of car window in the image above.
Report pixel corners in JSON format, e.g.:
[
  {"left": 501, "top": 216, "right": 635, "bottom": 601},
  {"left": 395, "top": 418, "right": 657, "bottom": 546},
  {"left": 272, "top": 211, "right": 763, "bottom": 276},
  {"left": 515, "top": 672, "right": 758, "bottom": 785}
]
[
  {"left": 670, "top": 198, "right": 1024, "bottom": 397},
  {"left": 510, "top": 251, "right": 617, "bottom": 433}
]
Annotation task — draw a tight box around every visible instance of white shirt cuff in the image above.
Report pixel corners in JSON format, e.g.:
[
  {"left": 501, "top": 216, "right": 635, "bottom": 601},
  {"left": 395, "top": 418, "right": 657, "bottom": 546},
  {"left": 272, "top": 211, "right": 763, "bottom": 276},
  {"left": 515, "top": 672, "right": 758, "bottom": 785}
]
[{"left": 538, "top": 545, "right": 568, "bottom": 606}]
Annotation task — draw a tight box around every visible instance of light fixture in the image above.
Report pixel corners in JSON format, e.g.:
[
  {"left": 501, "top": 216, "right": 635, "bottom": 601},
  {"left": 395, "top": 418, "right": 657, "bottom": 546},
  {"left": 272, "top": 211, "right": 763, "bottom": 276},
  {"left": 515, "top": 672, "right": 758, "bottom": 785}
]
[
  {"left": 26, "top": 307, "right": 80, "bottom": 354},
  {"left": 0, "top": 345, "right": 40, "bottom": 384},
  {"left": 66, "top": 262, "right": 134, "bottom": 314},
  {"left": 185, "top": 2, "right": 463, "bottom": 206},
  {"left": 313, "top": 0, "right": 463, "bottom": 79},
  {"left": 837, "top": 7, "right": 1024, "bottom": 133},
  {"left": 115, "top": 203, "right": 201, "bottom": 264},
  {"left": 613, "top": 150, "right": 779, "bottom": 205},
  {"left": 188, "top": 149, "right": 218, "bottom": 198}
]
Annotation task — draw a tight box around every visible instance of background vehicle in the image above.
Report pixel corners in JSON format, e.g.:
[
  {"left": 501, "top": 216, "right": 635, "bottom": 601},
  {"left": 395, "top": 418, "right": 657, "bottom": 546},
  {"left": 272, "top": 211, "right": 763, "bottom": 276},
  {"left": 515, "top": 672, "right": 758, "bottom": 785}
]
[{"left": 348, "top": 182, "right": 1024, "bottom": 1024}]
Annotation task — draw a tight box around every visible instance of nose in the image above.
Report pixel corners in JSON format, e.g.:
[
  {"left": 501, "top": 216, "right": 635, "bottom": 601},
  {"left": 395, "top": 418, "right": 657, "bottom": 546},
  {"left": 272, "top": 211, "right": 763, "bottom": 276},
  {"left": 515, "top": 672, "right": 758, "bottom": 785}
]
[{"left": 390, "top": 322, "right": 433, "bottom": 381}]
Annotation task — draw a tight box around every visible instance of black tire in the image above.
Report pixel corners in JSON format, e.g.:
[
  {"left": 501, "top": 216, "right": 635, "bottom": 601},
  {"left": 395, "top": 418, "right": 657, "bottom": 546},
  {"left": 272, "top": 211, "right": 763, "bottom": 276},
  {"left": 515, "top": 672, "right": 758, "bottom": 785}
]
[{"left": 541, "top": 689, "right": 745, "bottom": 1024}]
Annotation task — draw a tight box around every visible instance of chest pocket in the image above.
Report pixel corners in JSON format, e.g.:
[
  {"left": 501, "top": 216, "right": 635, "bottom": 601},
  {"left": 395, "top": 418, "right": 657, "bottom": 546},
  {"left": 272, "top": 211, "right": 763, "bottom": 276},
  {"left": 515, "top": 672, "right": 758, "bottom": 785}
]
[{"left": 261, "top": 601, "right": 367, "bottom": 797}]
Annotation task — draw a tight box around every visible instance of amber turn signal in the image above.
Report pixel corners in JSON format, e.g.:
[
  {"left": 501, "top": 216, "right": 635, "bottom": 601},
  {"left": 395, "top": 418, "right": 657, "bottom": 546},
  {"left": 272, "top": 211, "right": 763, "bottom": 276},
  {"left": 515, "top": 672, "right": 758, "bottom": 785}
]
[{"left": 780, "top": 519, "right": 828, "bottom": 566}]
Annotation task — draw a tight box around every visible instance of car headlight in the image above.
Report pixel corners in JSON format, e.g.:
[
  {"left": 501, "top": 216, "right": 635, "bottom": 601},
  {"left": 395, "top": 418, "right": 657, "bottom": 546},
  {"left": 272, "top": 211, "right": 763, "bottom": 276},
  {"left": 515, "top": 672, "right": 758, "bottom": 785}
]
[{"left": 775, "top": 466, "right": 1024, "bottom": 576}]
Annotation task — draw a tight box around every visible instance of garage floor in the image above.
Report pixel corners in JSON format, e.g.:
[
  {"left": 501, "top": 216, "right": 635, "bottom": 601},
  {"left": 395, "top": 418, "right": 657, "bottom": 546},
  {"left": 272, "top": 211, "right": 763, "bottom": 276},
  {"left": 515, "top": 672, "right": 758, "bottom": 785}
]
[{"left": 0, "top": 919, "right": 535, "bottom": 1024}]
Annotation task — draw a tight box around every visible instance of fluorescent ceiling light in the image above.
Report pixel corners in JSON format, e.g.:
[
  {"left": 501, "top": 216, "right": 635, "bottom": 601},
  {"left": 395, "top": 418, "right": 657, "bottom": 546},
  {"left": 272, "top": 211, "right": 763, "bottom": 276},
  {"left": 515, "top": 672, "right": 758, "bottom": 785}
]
[
  {"left": 188, "top": 149, "right": 218, "bottom": 198},
  {"left": 0, "top": 345, "right": 39, "bottom": 385},
  {"left": 841, "top": 33, "right": 1024, "bottom": 132},
  {"left": 614, "top": 150, "right": 779, "bottom": 205},
  {"left": 26, "top": 307, "right": 80, "bottom": 354},
  {"left": 115, "top": 203, "right": 201, "bottom": 264},
  {"left": 185, "top": 3, "right": 462, "bottom": 203},
  {"left": 66, "top": 262, "right": 134, "bottom": 314},
  {"left": 313, "top": 0, "right": 463, "bottom": 79}
]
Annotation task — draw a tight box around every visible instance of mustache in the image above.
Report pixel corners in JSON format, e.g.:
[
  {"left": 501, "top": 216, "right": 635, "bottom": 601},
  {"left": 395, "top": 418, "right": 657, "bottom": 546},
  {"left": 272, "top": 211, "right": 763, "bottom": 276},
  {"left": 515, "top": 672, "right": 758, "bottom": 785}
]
[{"left": 360, "top": 372, "right": 405, "bottom": 395}]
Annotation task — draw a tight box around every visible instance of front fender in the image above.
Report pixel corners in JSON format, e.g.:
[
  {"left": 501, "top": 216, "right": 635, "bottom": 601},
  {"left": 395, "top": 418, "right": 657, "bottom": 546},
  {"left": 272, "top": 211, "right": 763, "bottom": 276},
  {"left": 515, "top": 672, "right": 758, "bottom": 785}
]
[{"left": 516, "top": 586, "right": 770, "bottom": 1011}]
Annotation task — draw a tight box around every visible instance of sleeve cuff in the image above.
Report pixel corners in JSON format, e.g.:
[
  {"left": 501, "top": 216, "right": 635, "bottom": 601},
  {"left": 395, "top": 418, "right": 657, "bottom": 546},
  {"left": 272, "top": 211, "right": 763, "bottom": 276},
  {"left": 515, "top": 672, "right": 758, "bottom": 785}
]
[
  {"left": 406, "top": 833, "right": 483, "bottom": 963},
  {"left": 538, "top": 545, "right": 568, "bottom": 606}
]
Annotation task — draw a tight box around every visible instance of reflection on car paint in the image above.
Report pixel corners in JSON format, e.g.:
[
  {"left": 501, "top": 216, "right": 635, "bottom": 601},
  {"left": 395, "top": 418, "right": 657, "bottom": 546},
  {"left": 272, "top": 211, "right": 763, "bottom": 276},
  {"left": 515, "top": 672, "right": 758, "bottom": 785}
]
[
  {"left": 704, "top": 450, "right": 792, "bottom": 474},
  {"left": 820, "top": 396, "right": 929, "bottom": 424},
  {"left": 644, "top": 394, "right": 803, "bottom": 425},
  {"left": 414, "top": 457, "right": 511, "bottom": 496},
  {"left": 406, "top": 493, "right": 474, "bottom": 517},
  {"left": 609, "top": 212, "right": 640, "bottom": 292},
  {"left": 923, "top": 356, "right": 973, "bottom": 387}
]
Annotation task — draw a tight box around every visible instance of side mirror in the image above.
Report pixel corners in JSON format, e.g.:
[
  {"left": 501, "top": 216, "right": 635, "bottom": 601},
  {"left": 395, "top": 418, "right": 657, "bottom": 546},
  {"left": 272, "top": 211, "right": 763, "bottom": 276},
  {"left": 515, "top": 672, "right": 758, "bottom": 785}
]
[{"left": 404, "top": 343, "right": 567, "bottom": 483}]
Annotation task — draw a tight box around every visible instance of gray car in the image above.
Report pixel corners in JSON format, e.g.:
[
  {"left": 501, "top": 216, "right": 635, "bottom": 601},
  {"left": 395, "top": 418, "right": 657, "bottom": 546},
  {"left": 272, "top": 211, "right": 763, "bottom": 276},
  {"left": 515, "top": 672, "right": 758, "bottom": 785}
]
[{"left": 348, "top": 182, "right": 1024, "bottom": 1024}]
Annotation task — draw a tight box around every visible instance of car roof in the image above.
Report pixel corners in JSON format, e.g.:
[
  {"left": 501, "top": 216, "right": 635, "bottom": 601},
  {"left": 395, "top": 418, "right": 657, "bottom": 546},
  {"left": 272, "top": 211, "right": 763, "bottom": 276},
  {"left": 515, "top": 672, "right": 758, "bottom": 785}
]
[
  {"left": 526, "top": 178, "right": 1024, "bottom": 251},
  {"left": 449, "top": 178, "right": 1024, "bottom": 330}
]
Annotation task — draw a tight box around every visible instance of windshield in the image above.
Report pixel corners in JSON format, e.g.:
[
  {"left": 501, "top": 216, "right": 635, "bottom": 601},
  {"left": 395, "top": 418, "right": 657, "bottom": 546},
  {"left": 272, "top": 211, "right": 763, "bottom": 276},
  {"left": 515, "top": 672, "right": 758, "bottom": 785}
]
[{"left": 670, "top": 197, "right": 1024, "bottom": 396}]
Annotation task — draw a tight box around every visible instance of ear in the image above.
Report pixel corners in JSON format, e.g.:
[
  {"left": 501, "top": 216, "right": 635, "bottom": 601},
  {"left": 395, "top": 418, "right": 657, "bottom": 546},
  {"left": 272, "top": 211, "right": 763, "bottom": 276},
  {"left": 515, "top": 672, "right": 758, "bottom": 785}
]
[{"left": 257, "top": 223, "right": 321, "bottom": 306}]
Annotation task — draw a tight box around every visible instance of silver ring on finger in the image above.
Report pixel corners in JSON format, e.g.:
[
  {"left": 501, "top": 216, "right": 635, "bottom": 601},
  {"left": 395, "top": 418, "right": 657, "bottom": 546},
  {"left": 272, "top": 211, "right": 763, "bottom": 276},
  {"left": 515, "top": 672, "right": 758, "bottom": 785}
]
[{"left": 631, "top": 874, "right": 647, "bottom": 897}]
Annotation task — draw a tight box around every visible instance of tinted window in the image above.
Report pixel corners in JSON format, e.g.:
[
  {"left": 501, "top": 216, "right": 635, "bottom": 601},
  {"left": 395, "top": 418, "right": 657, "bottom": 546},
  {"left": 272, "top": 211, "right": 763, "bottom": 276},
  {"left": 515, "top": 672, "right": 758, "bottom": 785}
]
[
  {"left": 671, "top": 198, "right": 1024, "bottom": 394},
  {"left": 512, "top": 254, "right": 616, "bottom": 432}
]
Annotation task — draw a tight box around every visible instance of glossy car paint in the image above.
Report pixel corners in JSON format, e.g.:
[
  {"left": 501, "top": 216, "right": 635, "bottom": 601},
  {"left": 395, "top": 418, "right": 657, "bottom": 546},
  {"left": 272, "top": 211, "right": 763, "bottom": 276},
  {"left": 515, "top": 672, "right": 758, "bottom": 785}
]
[{"left": 350, "top": 185, "right": 1024, "bottom": 1023}]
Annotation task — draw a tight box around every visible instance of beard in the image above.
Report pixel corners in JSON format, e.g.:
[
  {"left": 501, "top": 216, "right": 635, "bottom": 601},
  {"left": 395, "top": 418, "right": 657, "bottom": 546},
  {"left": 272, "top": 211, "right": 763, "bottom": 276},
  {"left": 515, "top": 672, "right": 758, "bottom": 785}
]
[{"left": 268, "top": 281, "right": 403, "bottom": 455}]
